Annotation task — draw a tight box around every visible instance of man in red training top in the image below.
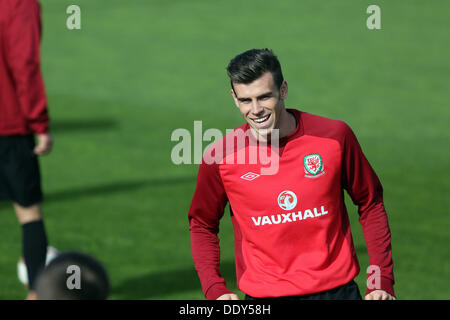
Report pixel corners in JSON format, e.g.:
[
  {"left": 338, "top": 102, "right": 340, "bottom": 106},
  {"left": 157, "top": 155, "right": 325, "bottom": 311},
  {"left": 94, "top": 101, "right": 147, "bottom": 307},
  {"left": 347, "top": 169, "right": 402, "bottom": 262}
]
[
  {"left": 0, "top": 0, "right": 52, "bottom": 299},
  {"left": 188, "top": 49, "right": 395, "bottom": 300}
]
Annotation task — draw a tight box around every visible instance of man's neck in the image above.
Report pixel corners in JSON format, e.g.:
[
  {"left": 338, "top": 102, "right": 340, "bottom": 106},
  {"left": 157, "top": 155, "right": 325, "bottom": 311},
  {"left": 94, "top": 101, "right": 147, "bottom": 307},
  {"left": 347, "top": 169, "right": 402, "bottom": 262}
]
[{"left": 278, "top": 108, "right": 297, "bottom": 138}]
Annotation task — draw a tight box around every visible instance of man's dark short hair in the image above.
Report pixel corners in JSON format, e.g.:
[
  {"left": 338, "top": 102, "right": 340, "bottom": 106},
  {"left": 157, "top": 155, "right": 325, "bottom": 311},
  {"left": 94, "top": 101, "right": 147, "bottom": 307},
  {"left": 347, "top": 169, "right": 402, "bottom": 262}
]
[
  {"left": 226, "top": 48, "right": 284, "bottom": 92},
  {"left": 35, "top": 251, "right": 109, "bottom": 300}
]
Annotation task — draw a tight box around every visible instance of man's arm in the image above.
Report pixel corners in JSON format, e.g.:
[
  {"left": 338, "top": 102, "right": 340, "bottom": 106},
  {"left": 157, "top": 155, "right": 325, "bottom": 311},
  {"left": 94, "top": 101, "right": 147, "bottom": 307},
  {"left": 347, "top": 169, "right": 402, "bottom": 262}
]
[
  {"left": 6, "top": 0, "right": 49, "bottom": 135},
  {"left": 341, "top": 123, "right": 395, "bottom": 299},
  {"left": 188, "top": 160, "right": 234, "bottom": 300}
]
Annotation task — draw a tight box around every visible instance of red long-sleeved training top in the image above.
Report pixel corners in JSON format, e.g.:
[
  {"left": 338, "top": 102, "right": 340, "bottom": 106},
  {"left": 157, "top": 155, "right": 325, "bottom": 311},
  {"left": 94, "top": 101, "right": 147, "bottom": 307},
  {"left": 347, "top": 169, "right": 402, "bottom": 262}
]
[
  {"left": 0, "top": 0, "right": 49, "bottom": 135},
  {"left": 188, "top": 109, "right": 395, "bottom": 300}
]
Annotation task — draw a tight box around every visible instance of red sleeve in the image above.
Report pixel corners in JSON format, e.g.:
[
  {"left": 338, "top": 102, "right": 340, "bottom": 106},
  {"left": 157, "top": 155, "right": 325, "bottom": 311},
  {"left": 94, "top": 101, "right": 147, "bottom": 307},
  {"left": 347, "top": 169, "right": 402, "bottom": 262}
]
[
  {"left": 188, "top": 160, "right": 232, "bottom": 300},
  {"left": 341, "top": 124, "right": 395, "bottom": 298},
  {"left": 6, "top": 0, "right": 49, "bottom": 134}
]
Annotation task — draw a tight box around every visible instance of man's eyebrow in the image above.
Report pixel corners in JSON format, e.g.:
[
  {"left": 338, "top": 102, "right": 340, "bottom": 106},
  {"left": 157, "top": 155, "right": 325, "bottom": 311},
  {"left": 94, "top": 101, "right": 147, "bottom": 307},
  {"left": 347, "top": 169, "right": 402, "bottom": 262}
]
[
  {"left": 257, "top": 92, "right": 273, "bottom": 99},
  {"left": 236, "top": 92, "right": 273, "bottom": 101}
]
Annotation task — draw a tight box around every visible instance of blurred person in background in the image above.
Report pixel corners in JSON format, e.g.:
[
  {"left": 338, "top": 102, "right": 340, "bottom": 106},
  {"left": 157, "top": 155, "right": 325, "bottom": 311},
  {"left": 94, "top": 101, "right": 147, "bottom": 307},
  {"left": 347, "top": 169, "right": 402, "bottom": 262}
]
[{"left": 0, "top": 0, "right": 52, "bottom": 299}]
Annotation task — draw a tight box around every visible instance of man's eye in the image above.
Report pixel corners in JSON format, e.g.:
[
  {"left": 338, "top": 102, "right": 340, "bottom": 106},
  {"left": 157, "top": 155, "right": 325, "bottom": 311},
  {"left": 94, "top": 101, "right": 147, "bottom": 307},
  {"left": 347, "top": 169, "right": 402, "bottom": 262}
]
[{"left": 241, "top": 100, "right": 251, "bottom": 104}]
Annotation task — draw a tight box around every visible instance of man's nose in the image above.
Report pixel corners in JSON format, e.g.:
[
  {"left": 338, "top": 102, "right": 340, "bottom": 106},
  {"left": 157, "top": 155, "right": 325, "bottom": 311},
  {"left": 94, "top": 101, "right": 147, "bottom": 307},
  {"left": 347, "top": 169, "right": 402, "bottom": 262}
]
[{"left": 251, "top": 100, "right": 264, "bottom": 115}]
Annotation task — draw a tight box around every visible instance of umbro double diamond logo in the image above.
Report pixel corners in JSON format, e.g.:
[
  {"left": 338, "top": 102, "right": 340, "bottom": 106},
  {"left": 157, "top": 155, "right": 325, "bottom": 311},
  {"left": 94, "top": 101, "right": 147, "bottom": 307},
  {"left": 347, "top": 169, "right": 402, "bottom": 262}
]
[{"left": 240, "top": 172, "right": 260, "bottom": 181}]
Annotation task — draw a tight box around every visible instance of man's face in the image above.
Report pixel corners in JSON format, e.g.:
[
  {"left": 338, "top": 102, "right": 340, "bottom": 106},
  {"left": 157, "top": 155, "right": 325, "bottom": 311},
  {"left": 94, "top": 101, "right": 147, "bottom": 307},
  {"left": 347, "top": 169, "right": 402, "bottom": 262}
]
[{"left": 231, "top": 72, "right": 288, "bottom": 138}]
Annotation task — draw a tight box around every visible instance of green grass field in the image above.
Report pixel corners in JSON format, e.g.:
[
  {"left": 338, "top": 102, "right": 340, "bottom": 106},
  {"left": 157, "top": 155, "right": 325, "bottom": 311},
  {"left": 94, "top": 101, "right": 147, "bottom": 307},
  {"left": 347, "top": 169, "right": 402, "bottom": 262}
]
[{"left": 0, "top": 0, "right": 449, "bottom": 299}]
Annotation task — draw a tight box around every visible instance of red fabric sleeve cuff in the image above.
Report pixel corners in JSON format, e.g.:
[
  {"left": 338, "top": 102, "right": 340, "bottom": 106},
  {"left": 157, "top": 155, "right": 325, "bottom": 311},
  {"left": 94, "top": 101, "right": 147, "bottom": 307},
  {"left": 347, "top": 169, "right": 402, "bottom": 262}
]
[
  {"left": 205, "top": 282, "right": 233, "bottom": 300},
  {"left": 30, "top": 121, "right": 49, "bottom": 135}
]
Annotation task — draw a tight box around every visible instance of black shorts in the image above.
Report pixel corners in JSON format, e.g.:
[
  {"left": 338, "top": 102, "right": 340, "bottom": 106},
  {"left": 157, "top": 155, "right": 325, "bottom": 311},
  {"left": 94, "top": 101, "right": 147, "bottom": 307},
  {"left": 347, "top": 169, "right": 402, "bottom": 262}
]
[
  {"left": 245, "top": 280, "right": 362, "bottom": 300},
  {"left": 0, "top": 135, "right": 43, "bottom": 207}
]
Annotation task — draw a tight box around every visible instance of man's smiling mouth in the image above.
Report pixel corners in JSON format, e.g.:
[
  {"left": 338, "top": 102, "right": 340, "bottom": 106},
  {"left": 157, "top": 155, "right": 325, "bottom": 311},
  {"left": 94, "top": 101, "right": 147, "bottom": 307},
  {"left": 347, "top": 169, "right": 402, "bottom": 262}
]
[{"left": 252, "top": 114, "right": 271, "bottom": 124}]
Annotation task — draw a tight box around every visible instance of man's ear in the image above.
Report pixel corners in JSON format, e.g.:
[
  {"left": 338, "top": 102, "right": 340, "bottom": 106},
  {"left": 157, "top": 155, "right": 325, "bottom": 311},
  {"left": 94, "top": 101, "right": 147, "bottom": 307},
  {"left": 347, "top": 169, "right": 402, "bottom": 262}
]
[
  {"left": 280, "top": 80, "right": 288, "bottom": 100},
  {"left": 230, "top": 89, "right": 240, "bottom": 108}
]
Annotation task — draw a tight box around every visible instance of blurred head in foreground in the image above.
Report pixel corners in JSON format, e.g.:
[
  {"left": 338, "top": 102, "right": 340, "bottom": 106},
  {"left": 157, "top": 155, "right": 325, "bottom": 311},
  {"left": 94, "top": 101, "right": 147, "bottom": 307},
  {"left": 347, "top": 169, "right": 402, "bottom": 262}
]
[{"left": 35, "top": 251, "right": 109, "bottom": 300}]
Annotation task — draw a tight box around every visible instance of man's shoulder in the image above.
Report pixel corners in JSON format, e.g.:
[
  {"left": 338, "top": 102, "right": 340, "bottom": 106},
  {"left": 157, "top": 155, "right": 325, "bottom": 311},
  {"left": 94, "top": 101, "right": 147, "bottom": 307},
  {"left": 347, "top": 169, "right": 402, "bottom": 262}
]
[
  {"left": 206, "top": 121, "right": 250, "bottom": 148},
  {"left": 299, "top": 110, "right": 348, "bottom": 130},
  {"left": 201, "top": 122, "right": 252, "bottom": 166},
  {"left": 297, "top": 109, "right": 352, "bottom": 141}
]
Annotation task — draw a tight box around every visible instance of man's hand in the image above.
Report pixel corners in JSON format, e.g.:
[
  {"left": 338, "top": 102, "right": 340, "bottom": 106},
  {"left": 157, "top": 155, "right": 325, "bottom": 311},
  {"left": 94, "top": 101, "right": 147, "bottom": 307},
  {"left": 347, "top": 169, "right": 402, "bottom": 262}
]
[
  {"left": 217, "top": 293, "right": 239, "bottom": 300},
  {"left": 365, "top": 290, "right": 396, "bottom": 300},
  {"left": 34, "top": 133, "right": 53, "bottom": 155}
]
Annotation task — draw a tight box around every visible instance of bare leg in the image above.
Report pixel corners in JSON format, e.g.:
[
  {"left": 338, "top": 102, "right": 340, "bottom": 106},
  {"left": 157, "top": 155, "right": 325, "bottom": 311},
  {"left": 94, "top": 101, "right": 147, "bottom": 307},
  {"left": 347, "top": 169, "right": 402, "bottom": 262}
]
[{"left": 14, "top": 203, "right": 42, "bottom": 225}]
